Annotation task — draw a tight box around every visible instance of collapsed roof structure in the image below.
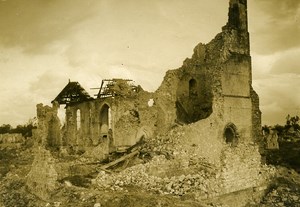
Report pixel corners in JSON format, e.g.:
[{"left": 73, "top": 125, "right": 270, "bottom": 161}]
[{"left": 52, "top": 80, "right": 93, "bottom": 105}]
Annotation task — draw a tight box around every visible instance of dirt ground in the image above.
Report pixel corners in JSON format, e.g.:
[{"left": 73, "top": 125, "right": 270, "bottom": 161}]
[{"left": 1, "top": 140, "right": 300, "bottom": 207}]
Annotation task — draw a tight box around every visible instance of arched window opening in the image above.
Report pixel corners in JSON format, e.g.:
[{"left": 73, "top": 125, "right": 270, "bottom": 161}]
[
  {"left": 76, "top": 109, "right": 81, "bottom": 130},
  {"left": 225, "top": 127, "right": 235, "bottom": 143},
  {"left": 189, "top": 78, "right": 197, "bottom": 97},
  {"left": 57, "top": 104, "right": 66, "bottom": 128},
  {"left": 100, "top": 104, "right": 111, "bottom": 137},
  {"left": 224, "top": 123, "right": 238, "bottom": 147}
]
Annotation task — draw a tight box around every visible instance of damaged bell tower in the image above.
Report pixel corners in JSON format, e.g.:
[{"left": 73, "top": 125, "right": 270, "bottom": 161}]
[
  {"left": 228, "top": 0, "right": 248, "bottom": 31},
  {"left": 222, "top": 0, "right": 261, "bottom": 145},
  {"left": 155, "top": 0, "right": 261, "bottom": 149}
]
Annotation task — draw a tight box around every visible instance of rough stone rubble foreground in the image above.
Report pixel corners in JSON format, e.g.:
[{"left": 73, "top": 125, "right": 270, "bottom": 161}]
[{"left": 22, "top": 0, "right": 277, "bottom": 205}]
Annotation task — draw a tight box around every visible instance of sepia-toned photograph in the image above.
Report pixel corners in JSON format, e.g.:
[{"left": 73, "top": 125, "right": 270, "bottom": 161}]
[{"left": 0, "top": 0, "right": 299, "bottom": 206}]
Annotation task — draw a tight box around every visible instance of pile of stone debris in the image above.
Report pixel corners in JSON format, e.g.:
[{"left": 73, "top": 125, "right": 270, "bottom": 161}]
[
  {"left": 261, "top": 186, "right": 300, "bottom": 206},
  {"left": 259, "top": 167, "right": 300, "bottom": 207},
  {"left": 94, "top": 154, "right": 220, "bottom": 199},
  {"left": 92, "top": 125, "right": 226, "bottom": 199}
]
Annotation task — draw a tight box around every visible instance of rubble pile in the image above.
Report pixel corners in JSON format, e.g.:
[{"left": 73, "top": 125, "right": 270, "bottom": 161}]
[
  {"left": 26, "top": 147, "right": 59, "bottom": 200},
  {"left": 142, "top": 121, "right": 224, "bottom": 165},
  {"left": 0, "top": 133, "right": 24, "bottom": 144},
  {"left": 95, "top": 154, "right": 220, "bottom": 198},
  {"left": 0, "top": 175, "right": 37, "bottom": 207},
  {"left": 142, "top": 129, "right": 182, "bottom": 152},
  {"left": 261, "top": 186, "right": 300, "bottom": 206},
  {"left": 94, "top": 126, "right": 276, "bottom": 200},
  {"left": 259, "top": 167, "right": 300, "bottom": 206},
  {"left": 142, "top": 125, "right": 216, "bottom": 163},
  {"left": 141, "top": 126, "right": 221, "bottom": 176}
]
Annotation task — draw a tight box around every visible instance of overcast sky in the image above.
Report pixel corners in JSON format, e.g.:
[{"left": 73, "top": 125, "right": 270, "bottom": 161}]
[{"left": 0, "top": 0, "right": 299, "bottom": 127}]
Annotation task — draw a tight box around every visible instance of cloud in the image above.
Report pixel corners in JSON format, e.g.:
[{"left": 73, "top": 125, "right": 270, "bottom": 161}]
[
  {"left": 270, "top": 49, "right": 300, "bottom": 74},
  {"left": 0, "top": 47, "right": 71, "bottom": 126},
  {"left": 0, "top": 93, "right": 36, "bottom": 126},
  {"left": 0, "top": 0, "right": 100, "bottom": 53},
  {"left": 0, "top": 76, "right": 37, "bottom": 127},
  {"left": 253, "top": 73, "right": 300, "bottom": 125},
  {"left": 249, "top": 1, "right": 300, "bottom": 124},
  {"left": 60, "top": 0, "right": 228, "bottom": 91},
  {"left": 255, "top": 0, "right": 300, "bottom": 19},
  {"left": 249, "top": 0, "right": 300, "bottom": 54},
  {"left": 104, "top": 63, "right": 164, "bottom": 91},
  {"left": 29, "top": 70, "right": 68, "bottom": 103},
  {"left": 251, "top": 52, "right": 280, "bottom": 77}
]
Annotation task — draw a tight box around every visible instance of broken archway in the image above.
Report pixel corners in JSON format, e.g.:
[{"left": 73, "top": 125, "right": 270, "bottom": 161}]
[{"left": 223, "top": 123, "right": 238, "bottom": 146}]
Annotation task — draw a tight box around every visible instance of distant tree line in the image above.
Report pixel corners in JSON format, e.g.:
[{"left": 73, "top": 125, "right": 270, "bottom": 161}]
[
  {"left": 0, "top": 118, "right": 37, "bottom": 138},
  {"left": 263, "top": 115, "right": 300, "bottom": 139}
]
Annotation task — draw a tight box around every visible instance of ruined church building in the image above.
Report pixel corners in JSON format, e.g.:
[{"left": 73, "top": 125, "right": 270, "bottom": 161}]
[{"left": 36, "top": 0, "right": 262, "bottom": 161}]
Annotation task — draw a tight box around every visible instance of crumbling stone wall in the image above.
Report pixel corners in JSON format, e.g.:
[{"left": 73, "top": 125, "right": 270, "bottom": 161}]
[
  {"left": 113, "top": 92, "right": 158, "bottom": 147},
  {"left": 26, "top": 147, "right": 58, "bottom": 200},
  {"left": 60, "top": 89, "right": 158, "bottom": 153},
  {"left": 62, "top": 100, "right": 111, "bottom": 155},
  {"left": 265, "top": 129, "right": 279, "bottom": 150},
  {"left": 155, "top": 44, "right": 217, "bottom": 127},
  {"left": 176, "top": 69, "right": 214, "bottom": 124},
  {"left": 152, "top": 0, "right": 257, "bottom": 148},
  {"left": 33, "top": 103, "right": 61, "bottom": 147},
  {"left": 220, "top": 143, "right": 272, "bottom": 194},
  {"left": 251, "top": 87, "right": 262, "bottom": 141},
  {"left": 154, "top": 70, "right": 181, "bottom": 133},
  {"left": 0, "top": 133, "right": 24, "bottom": 144},
  {"left": 64, "top": 101, "right": 94, "bottom": 147}
]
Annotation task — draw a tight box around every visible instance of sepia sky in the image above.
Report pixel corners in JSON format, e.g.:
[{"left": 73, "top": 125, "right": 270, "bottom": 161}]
[{"left": 0, "top": 0, "right": 299, "bottom": 127}]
